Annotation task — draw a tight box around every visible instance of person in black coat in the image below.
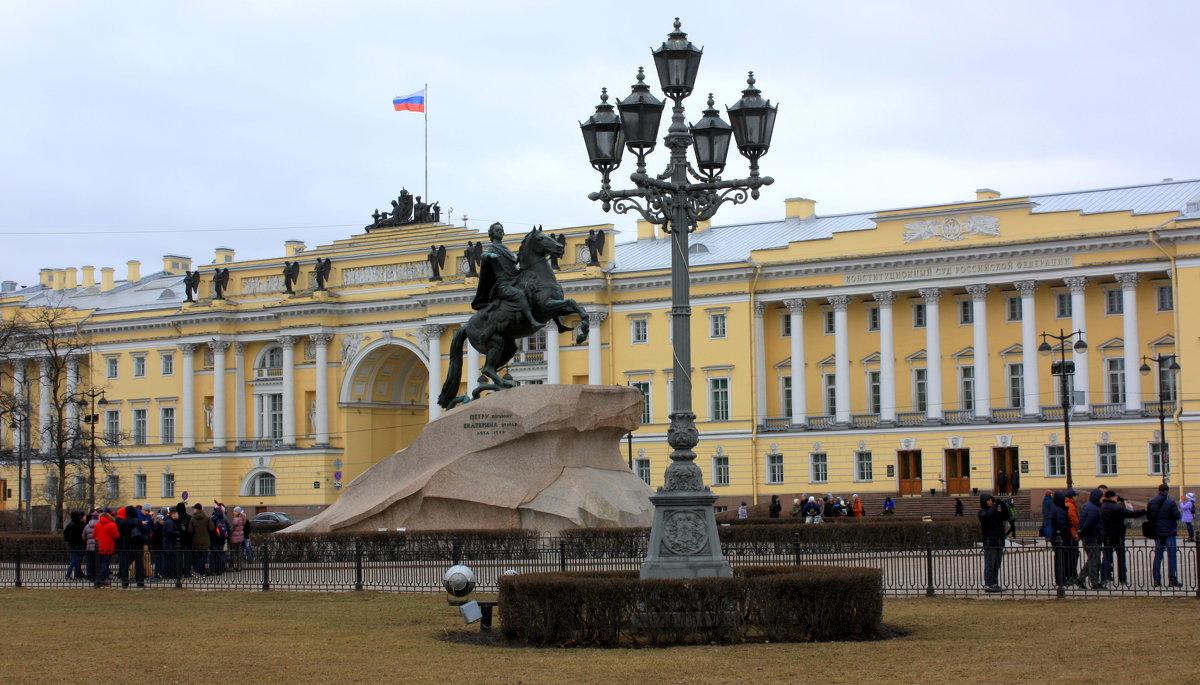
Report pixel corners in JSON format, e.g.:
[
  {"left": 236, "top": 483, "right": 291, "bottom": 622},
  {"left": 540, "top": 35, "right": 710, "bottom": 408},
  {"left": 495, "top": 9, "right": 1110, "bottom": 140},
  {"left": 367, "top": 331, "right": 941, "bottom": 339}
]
[
  {"left": 1146, "top": 483, "right": 1182, "bottom": 587},
  {"left": 158, "top": 509, "right": 181, "bottom": 579},
  {"left": 1049, "top": 492, "right": 1074, "bottom": 587},
  {"left": 978, "top": 494, "right": 1008, "bottom": 592},
  {"left": 996, "top": 469, "right": 1008, "bottom": 496},
  {"left": 116, "top": 505, "right": 147, "bottom": 587},
  {"left": 768, "top": 495, "right": 782, "bottom": 518},
  {"left": 63, "top": 511, "right": 86, "bottom": 580},
  {"left": 1100, "top": 491, "right": 1145, "bottom": 585}
]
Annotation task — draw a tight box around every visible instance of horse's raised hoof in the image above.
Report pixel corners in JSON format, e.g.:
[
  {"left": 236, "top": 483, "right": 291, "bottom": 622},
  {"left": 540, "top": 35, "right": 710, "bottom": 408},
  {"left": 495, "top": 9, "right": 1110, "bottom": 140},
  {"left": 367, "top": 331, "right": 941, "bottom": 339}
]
[
  {"left": 575, "top": 331, "right": 587, "bottom": 345},
  {"left": 449, "top": 395, "right": 473, "bottom": 407}
]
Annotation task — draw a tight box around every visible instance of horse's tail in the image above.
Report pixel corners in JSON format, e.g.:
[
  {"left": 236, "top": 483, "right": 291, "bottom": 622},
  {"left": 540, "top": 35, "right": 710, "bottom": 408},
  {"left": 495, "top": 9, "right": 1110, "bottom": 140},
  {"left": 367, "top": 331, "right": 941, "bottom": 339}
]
[{"left": 436, "top": 326, "right": 468, "bottom": 409}]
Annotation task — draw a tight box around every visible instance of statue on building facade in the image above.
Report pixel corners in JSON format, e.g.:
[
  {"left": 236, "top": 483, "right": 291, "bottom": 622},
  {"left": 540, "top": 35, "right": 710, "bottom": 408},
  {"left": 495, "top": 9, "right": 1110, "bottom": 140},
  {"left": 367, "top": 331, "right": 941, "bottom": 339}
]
[
  {"left": 585, "top": 229, "right": 605, "bottom": 266},
  {"left": 549, "top": 233, "right": 567, "bottom": 270},
  {"left": 365, "top": 188, "right": 445, "bottom": 231},
  {"left": 314, "top": 257, "right": 333, "bottom": 290},
  {"left": 427, "top": 244, "right": 446, "bottom": 281},
  {"left": 438, "top": 224, "right": 590, "bottom": 408},
  {"left": 212, "top": 268, "right": 230, "bottom": 300},
  {"left": 463, "top": 241, "right": 482, "bottom": 278},
  {"left": 282, "top": 261, "right": 300, "bottom": 294},
  {"left": 183, "top": 270, "right": 201, "bottom": 302}
]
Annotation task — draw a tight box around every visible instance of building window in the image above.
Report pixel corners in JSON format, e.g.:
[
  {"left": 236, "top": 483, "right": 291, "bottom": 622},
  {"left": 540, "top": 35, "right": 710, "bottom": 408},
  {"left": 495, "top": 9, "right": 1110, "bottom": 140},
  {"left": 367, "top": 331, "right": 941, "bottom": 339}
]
[
  {"left": 525, "top": 328, "right": 547, "bottom": 352},
  {"left": 959, "top": 366, "right": 975, "bottom": 411},
  {"left": 630, "top": 381, "right": 651, "bottom": 425},
  {"left": 1097, "top": 443, "right": 1118, "bottom": 477},
  {"left": 45, "top": 473, "right": 59, "bottom": 502},
  {"left": 132, "top": 409, "right": 147, "bottom": 445},
  {"left": 913, "top": 368, "right": 928, "bottom": 413},
  {"left": 708, "top": 377, "right": 730, "bottom": 421},
  {"left": 780, "top": 311, "right": 792, "bottom": 337},
  {"left": 1150, "top": 442, "right": 1169, "bottom": 476},
  {"left": 160, "top": 407, "right": 175, "bottom": 444},
  {"left": 823, "top": 373, "right": 836, "bottom": 416},
  {"left": 631, "top": 318, "right": 648, "bottom": 344},
  {"left": 1055, "top": 292, "right": 1071, "bottom": 318},
  {"left": 709, "top": 312, "right": 727, "bottom": 339},
  {"left": 912, "top": 302, "right": 926, "bottom": 328},
  {"left": 781, "top": 376, "right": 792, "bottom": 418},
  {"left": 1158, "top": 361, "right": 1178, "bottom": 402},
  {"left": 854, "top": 451, "right": 873, "bottom": 481},
  {"left": 1046, "top": 445, "right": 1066, "bottom": 477},
  {"left": 1007, "top": 363, "right": 1024, "bottom": 409},
  {"left": 1105, "top": 358, "right": 1125, "bottom": 404},
  {"left": 252, "top": 472, "right": 276, "bottom": 497},
  {"left": 1054, "top": 371, "right": 1076, "bottom": 406},
  {"left": 267, "top": 394, "right": 283, "bottom": 439},
  {"left": 1104, "top": 289, "right": 1123, "bottom": 315},
  {"left": 161, "top": 473, "right": 175, "bottom": 498},
  {"left": 712, "top": 455, "right": 730, "bottom": 486},
  {"left": 867, "top": 370, "right": 881, "bottom": 414},
  {"left": 133, "top": 356, "right": 146, "bottom": 378},
  {"left": 810, "top": 452, "right": 828, "bottom": 483},
  {"left": 1006, "top": 296, "right": 1022, "bottom": 322},
  {"left": 106, "top": 357, "right": 118, "bottom": 379},
  {"left": 71, "top": 475, "right": 85, "bottom": 500},
  {"left": 106, "top": 475, "right": 119, "bottom": 499},
  {"left": 1156, "top": 285, "right": 1173, "bottom": 312},
  {"left": 766, "top": 453, "right": 784, "bottom": 484},
  {"left": 867, "top": 306, "right": 879, "bottom": 332},
  {"left": 161, "top": 353, "right": 174, "bottom": 376},
  {"left": 634, "top": 458, "right": 651, "bottom": 485},
  {"left": 823, "top": 309, "right": 835, "bottom": 335},
  {"left": 105, "top": 410, "right": 120, "bottom": 444},
  {"left": 959, "top": 299, "right": 973, "bottom": 325},
  {"left": 134, "top": 474, "right": 146, "bottom": 499}
]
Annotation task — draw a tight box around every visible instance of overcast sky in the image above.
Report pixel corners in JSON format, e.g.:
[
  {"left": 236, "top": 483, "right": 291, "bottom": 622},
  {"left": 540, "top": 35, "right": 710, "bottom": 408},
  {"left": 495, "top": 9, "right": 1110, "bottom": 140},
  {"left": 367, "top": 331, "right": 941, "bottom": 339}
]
[{"left": 2, "top": 1, "right": 1197, "bottom": 286}]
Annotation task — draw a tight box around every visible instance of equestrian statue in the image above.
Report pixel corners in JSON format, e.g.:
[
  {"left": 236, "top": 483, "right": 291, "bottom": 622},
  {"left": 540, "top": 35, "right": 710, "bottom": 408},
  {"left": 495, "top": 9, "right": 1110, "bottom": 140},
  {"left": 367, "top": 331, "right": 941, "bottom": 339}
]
[{"left": 437, "top": 223, "right": 589, "bottom": 408}]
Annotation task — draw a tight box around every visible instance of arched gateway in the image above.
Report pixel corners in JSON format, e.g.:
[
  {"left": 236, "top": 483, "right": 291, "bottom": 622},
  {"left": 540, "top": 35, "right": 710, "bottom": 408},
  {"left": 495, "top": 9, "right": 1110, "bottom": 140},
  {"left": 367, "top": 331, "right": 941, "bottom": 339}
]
[{"left": 339, "top": 340, "right": 430, "bottom": 474}]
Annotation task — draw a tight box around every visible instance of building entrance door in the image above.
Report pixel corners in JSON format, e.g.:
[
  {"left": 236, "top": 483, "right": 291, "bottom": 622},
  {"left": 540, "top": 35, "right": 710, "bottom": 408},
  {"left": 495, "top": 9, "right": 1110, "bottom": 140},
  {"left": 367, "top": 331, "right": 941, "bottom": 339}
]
[
  {"left": 898, "top": 450, "right": 922, "bottom": 495},
  {"left": 993, "top": 447, "right": 1019, "bottom": 495},
  {"left": 945, "top": 449, "right": 970, "bottom": 494}
]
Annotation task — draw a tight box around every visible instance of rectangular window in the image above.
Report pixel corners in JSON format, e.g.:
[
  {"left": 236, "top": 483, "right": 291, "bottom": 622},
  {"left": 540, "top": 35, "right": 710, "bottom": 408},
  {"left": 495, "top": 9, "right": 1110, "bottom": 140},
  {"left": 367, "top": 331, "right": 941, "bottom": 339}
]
[
  {"left": 1097, "top": 443, "right": 1118, "bottom": 477},
  {"left": 268, "top": 394, "right": 284, "bottom": 439},
  {"left": 631, "top": 318, "right": 648, "bottom": 344},
  {"left": 709, "top": 312, "right": 727, "bottom": 339},
  {"left": 160, "top": 407, "right": 175, "bottom": 444},
  {"left": 855, "top": 451, "right": 873, "bottom": 481},
  {"left": 1106, "top": 358, "right": 1125, "bottom": 404},
  {"left": 134, "top": 474, "right": 146, "bottom": 499},
  {"left": 1055, "top": 292, "right": 1072, "bottom": 318},
  {"left": 867, "top": 370, "right": 881, "bottom": 414},
  {"left": 1104, "top": 289, "right": 1123, "bottom": 315},
  {"left": 161, "top": 473, "right": 175, "bottom": 498},
  {"left": 133, "top": 356, "right": 146, "bottom": 377},
  {"left": 1156, "top": 285, "right": 1173, "bottom": 312},
  {"left": 1046, "top": 445, "right": 1066, "bottom": 477},
  {"left": 1159, "top": 361, "right": 1178, "bottom": 402},
  {"left": 630, "top": 381, "right": 652, "bottom": 425},
  {"left": 867, "top": 306, "right": 879, "bottom": 332},
  {"left": 161, "top": 353, "right": 174, "bottom": 376},
  {"left": 45, "top": 473, "right": 59, "bottom": 502},
  {"left": 810, "top": 452, "right": 828, "bottom": 483},
  {"left": 959, "top": 366, "right": 975, "bottom": 411},
  {"left": 71, "top": 475, "right": 85, "bottom": 500},
  {"left": 766, "top": 453, "right": 784, "bottom": 484},
  {"left": 635, "top": 458, "right": 651, "bottom": 485},
  {"left": 712, "top": 455, "right": 730, "bottom": 486},
  {"left": 105, "top": 357, "right": 118, "bottom": 379},
  {"left": 132, "top": 409, "right": 148, "bottom": 445},
  {"left": 913, "top": 368, "right": 928, "bottom": 413},
  {"left": 959, "top": 299, "right": 973, "bottom": 324},
  {"left": 105, "top": 410, "right": 120, "bottom": 444},
  {"left": 1007, "top": 296, "right": 1022, "bottom": 322},
  {"left": 1007, "top": 363, "right": 1024, "bottom": 409},
  {"left": 823, "top": 309, "right": 835, "bottom": 335},
  {"left": 912, "top": 302, "right": 926, "bottom": 328},
  {"left": 781, "top": 376, "right": 792, "bottom": 418},
  {"left": 666, "top": 377, "right": 674, "bottom": 416},
  {"left": 780, "top": 312, "right": 791, "bottom": 337},
  {"left": 106, "top": 475, "right": 119, "bottom": 499},
  {"left": 708, "top": 377, "right": 730, "bottom": 421},
  {"left": 823, "top": 373, "right": 836, "bottom": 416},
  {"left": 1150, "top": 442, "right": 1169, "bottom": 476}
]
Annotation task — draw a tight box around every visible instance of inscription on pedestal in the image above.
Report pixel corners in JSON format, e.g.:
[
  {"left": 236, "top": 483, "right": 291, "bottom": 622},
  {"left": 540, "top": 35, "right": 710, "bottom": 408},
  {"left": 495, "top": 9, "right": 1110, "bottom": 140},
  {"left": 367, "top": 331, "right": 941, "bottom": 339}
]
[{"left": 462, "top": 412, "right": 517, "bottom": 438}]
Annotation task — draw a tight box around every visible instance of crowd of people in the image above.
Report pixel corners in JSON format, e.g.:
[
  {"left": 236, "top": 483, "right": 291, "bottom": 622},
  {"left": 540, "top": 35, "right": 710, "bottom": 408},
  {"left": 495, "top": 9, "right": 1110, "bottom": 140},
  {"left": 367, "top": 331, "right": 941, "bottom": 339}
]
[
  {"left": 979, "top": 483, "right": 1193, "bottom": 593},
  {"left": 61, "top": 502, "right": 253, "bottom": 587}
]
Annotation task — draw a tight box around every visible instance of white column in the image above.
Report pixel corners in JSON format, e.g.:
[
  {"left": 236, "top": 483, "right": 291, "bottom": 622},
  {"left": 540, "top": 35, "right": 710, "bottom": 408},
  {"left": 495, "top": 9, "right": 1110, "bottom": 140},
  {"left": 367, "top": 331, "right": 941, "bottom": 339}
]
[
  {"left": 66, "top": 357, "right": 80, "bottom": 431},
  {"left": 234, "top": 342, "right": 247, "bottom": 448},
  {"left": 754, "top": 301, "right": 768, "bottom": 419},
  {"left": 422, "top": 325, "right": 446, "bottom": 421},
  {"left": 12, "top": 362, "right": 26, "bottom": 450},
  {"left": 1065, "top": 276, "right": 1090, "bottom": 412},
  {"left": 277, "top": 335, "right": 297, "bottom": 446},
  {"left": 546, "top": 323, "right": 560, "bottom": 384},
  {"left": 873, "top": 291, "right": 896, "bottom": 423},
  {"left": 38, "top": 357, "right": 51, "bottom": 449},
  {"left": 919, "top": 288, "right": 943, "bottom": 421},
  {"left": 829, "top": 295, "right": 852, "bottom": 424},
  {"left": 466, "top": 338, "right": 481, "bottom": 396},
  {"left": 179, "top": 343, "right": 197, "bottom": 451},
  {"left": 1015, "top": 280, "right": 1040, "bottom": 416},
  {"left": 967, "top": 284, "right": 992, "bottom": 419},
  {"left": 208, "top": 341, "right": 229, "bottom": 450},
  {"left": 1116, "top": 273, "right": 1142, "bottom": 413},
  {"left": 784, "top": 298, "right": 807, "bottom": 426},
  {"left": 310, "top": 333, "right": 333, "bottom": 445},
  {"left": 587, "top": 311, "right": 607, "bottom": 384}
]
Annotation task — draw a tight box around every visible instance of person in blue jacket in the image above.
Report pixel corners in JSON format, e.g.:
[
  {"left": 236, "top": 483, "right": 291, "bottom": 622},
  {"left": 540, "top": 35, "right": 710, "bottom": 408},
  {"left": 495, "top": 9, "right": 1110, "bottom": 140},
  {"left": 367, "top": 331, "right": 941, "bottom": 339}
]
[
  {"left": 1076, "top": 488, "right": 1106, "bottom": 589},
  {"left": 1146, "top": 483, "right": 1182, "bottom": 587}
]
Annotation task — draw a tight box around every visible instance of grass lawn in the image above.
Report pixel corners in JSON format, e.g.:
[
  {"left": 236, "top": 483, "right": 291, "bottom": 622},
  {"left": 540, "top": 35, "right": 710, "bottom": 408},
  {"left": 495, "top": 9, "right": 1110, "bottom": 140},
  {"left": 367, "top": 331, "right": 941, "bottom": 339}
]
[{"left": 0, "top": 589, "right": 1193, "bottom": 683}]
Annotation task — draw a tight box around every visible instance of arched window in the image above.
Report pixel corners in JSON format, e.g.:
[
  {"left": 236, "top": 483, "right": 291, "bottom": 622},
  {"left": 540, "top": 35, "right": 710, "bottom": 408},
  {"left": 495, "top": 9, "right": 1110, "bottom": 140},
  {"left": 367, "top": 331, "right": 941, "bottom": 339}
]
[
  {"left": 255, "top": 346, "right": 284, "bottom": 380},
  {"left": 251, "top": 472, "right": 276, "bottom": 497}
]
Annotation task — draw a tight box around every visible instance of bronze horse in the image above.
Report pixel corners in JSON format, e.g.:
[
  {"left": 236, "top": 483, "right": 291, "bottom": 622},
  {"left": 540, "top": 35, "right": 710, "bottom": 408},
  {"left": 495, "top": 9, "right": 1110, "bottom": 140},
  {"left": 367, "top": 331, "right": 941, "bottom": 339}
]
[{"left": 437, "top": 227, "right": 589, "bottom": 408}]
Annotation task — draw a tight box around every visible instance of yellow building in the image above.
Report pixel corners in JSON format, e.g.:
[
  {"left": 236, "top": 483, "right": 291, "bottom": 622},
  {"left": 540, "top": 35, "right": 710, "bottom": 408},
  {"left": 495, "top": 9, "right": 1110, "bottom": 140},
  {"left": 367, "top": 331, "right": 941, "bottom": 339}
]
[{"left": 2, "top": 177, "right": 1197, "bottom": 520}]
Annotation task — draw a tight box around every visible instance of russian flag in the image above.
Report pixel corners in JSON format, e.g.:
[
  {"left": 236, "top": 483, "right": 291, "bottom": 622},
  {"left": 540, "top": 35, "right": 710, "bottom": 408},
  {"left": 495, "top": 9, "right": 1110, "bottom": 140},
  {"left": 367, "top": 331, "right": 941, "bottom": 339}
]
[{"left": 393, "top": 89, "right": 425, "bottom": 112}]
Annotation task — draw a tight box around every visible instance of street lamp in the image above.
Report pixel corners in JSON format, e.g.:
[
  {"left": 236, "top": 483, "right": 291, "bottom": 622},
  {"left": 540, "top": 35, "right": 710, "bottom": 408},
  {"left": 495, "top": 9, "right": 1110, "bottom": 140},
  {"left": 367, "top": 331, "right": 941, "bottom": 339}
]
[
  {"left": 74, "top": 389, "right": 108, "bottom": 510},
  {"left": 1038, "top": 330, "right": 1087, "bottom": 490},
  {"left": 1140, "top": 353, "right": 1180, "bottom": 486},
  {"left": 581, "top": 18, "right": 776, "bottom": 579}
]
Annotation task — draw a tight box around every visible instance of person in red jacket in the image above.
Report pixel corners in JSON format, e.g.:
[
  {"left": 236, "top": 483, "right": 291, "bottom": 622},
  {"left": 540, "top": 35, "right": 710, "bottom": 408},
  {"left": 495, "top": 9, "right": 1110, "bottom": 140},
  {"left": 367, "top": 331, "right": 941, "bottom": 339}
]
[
  {"left": 93, "top": 511, "right": 119, "bottom": 586},
  {"left": 851, "top": 495, "right": 864, "bottom": 518}
]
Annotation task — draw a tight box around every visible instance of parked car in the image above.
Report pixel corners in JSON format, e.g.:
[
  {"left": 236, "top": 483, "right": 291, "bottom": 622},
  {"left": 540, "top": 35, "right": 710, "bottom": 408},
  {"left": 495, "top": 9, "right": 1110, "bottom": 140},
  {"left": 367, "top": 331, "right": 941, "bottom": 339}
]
[{"left": 250, "top": 512, "right": 297, "bottom": 525}]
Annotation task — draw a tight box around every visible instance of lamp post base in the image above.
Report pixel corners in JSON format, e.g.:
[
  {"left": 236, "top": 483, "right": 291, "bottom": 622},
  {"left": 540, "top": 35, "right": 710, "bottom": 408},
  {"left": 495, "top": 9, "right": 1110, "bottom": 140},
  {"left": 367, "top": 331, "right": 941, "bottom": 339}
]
[{"left": 640, "top": 491, "right": 732, "bottom": 579}]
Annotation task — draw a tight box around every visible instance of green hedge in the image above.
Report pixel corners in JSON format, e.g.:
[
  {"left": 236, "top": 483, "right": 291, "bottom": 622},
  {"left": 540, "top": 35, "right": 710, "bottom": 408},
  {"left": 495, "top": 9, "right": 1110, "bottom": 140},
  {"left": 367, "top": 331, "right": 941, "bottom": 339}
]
[{"left": 499, "top": 565, "right": 882, "bottom": 646}]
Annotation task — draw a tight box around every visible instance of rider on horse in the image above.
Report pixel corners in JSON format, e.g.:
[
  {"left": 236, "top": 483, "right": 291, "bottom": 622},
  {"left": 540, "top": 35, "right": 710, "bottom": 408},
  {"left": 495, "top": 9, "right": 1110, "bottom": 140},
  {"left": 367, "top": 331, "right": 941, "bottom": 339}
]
[{"left": 471, "top": 222, "right": 543, "bottom": 329}]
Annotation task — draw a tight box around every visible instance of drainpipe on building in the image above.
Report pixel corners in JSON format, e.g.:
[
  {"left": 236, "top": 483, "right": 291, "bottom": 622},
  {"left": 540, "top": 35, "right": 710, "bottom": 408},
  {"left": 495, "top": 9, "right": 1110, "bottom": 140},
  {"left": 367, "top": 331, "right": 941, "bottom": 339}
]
[{"left": 747, "top": 259, "right": 762, "bottom": 506}]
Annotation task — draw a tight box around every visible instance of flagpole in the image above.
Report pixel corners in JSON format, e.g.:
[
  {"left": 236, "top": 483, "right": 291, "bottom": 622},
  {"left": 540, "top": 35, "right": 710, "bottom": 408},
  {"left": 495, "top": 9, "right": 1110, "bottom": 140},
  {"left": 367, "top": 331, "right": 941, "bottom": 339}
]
[{"left": 424, "top": 82, "right": 429, "bottom": 202}]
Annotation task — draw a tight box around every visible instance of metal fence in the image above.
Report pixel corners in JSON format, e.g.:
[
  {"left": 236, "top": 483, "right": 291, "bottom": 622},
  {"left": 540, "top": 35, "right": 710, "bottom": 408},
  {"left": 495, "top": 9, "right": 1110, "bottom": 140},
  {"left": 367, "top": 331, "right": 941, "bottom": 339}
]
[{"left": 4, "top": 535, "right": 1199, "bottom": 598}]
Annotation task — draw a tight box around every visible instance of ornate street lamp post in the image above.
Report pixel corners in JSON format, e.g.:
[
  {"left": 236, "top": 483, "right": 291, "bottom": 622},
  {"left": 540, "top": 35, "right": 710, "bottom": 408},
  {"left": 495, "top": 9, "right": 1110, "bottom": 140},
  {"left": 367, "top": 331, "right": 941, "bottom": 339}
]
[
  {"left": 581, "top": 18, "right": 776, "bottom": 578},
  {"left": 1140, "top": 353, "right": 1180, "bottom": 486},
  {"left": 74, "top": 389, "right": 108, "bottom": 511},
  {"left": 1038, "top": 329, "right": 1087, "bottom": 491}
]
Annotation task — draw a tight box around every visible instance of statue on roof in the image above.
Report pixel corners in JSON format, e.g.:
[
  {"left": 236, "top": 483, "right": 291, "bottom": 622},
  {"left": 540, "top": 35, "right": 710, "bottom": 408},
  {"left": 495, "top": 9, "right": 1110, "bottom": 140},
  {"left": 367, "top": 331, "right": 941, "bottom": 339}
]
[
  {"left": 212, "top": 268, "right": 230, "bottom": 300},
  {"left": 549, "top": 233, "right": 567, "bottom": 270},
  {"left": 464, "top": 241, "right": 482, "bottom": 278},
  {"left": 183, "top": 270, "right": 201, "bottom": 303},
  {"left": 282, "top": 261, "right": 300, "bottom": 294},
  {"left": 585, "top": 229, "right": 605, "bottom": 266},
  {"left": 314, "top": 258, "right": 333, "bottom": 291},
  {"left": 427, "top": 245, "right": 446, "bottom": 282}
]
